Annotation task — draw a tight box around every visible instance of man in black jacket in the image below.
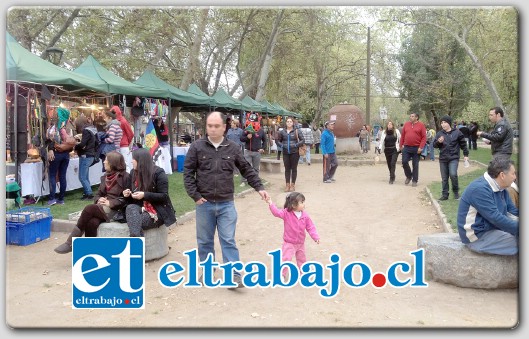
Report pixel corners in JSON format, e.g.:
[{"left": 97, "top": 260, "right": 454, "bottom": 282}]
[
  {"left": 74, "top": 116, "right": 98, "bottom": 200},
  {"left": 477, "top": 107, "right": 514, "bottom": 159},
  {"left": 433, "top": 115, "right": 469, "bottom": 201},
  {"left": 184, "top": 111, "right": 270, "bottom": 289},
  {"left": 239, "top": 122, "right": 267, "bottom": 187}
]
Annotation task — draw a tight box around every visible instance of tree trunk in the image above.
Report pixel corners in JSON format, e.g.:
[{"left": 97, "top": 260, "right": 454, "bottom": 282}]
[
  {"left": 255, "top": 10, "right": 285, "bottom": 101},
  {"left": 180, "top": 8, "right": 209, "bottom": 90}
]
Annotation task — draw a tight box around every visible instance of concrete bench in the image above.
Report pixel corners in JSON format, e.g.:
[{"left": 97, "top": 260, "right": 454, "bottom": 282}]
[
  {"left": 97, "top": 222, "right": 169, "bottom": 261},
  {"left": 417, "top": 233, "right": 518, "bottom": 289},
  {"left": 260, "top": 158, "right": 282, "bottom": 173}
]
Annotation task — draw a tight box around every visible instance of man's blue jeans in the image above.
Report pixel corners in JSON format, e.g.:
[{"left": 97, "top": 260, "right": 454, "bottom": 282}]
[
  {"left": 439, "top": 159, "right": 459, "bottom": 198},
  {"left": 196, "top": 201, "right": 240, "bottom": 269},
  {"left": 401, "top": 146, "right": 420, "bottom": 183},
  {"left": 78, "top": 156, "right": 94, "bottom": 196},
  {"left": 429, "top": 140, "right": 435, "bottom": 160}
]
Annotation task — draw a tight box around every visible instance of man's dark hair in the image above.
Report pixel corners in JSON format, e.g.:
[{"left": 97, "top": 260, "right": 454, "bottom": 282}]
[
  {"left": 490, "top": 107, "right": 504, "bottom": 118},
  {"left": 410, "top": 112, "right": 420, "bottom": 118},
  {"left": 487, "top": 157, "right": 514, "bottom": 178}
]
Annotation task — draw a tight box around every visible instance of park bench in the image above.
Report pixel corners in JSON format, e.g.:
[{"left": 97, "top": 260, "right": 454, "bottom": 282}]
[
  {"left": 260, "top": 158, "right": 282, "bottom": 173},
  {"left": 97, "top": 222, "right": 169, "bottom": 261},
  {"left": 417, "top": 233, "right": 518, "bottom": 289}
]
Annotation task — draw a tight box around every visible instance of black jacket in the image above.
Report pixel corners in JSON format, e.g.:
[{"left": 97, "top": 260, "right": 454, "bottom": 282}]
[
  {"left": 480, "top": 118, "right": 514, "bottom": 156},
  {"left": 184, "top": 137, "right": 265, "bottom": 202},
  {"left": 126, "top": 166, "right": 177, "bottom": 226},
  {"left": 433, "top": 128, "right": 469, "bottom": 162},
  {"left": 74, "top": 126, "right": 97, "bottom": 157},
  {"left": 240, "top": 129, "right": 267, "bottom": 152},
  {"left": 277, "top": 128, "right": 305, "bottom": 155}
]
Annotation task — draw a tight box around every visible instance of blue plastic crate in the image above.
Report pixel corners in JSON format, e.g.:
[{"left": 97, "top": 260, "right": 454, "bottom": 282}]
[
  {"left": 6, "top": 217, "right": 52, "bottom": 246},
  {"left": 6, "top": 207, "right": 51, "bottom": 223},
  {"left": 6, "top": 207, "right": 52, "bottom": 246}
]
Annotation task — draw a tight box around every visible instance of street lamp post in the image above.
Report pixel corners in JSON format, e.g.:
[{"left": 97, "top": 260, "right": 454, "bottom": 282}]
[{"left": 366, "top": 26, "right": 371, "bottom": 126}]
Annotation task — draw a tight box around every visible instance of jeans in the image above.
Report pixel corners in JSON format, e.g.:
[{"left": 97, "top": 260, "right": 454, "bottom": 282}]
[
  {"left": 48, "top": 151, "right": 70, "bottom": 200},
  {"left": 78, "top": 156, "right": 94, "bottom": 196},
  {"left": 439, "top": 159, "right": 459, "bottom": 198},
  {"left": 299, "top": 145, "right": 311, "bottom": 164},
  {"left": 241, "top": 149, "right": 261, "bottom": 183},
  {"left": 466, "top": 229, "right": 518, "bottom": 255},
  {"left": 314, "top": 143, "right": 320, "bottom": 154},
  {"left": 428, "top": 140, "right": 435, "bottom": 160},
  {"left": 133, "top": 116, "right": 142, "bottom": 141},
  {"left": 196, "top": 201, "right": 240, "bottom": 267},
  {"left": 384, "top": 148, "right": 399, "bottom": 181},
  {"left": 323, "top": 153, "right": 339, "bottom": 181},
  {"left": 125, "top": 204, "right": 163, "bottom": 237},
  {"left": 471, "top": 138, "right": 477, "bottom": 150},
  {"left": 401, "top": 146, "right": 420, "bottom": 183}
]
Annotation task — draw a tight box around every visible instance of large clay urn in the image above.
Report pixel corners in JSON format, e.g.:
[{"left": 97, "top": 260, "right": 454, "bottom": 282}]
[
  {"left": 327, "top": 104, "right": 365, "bottom": 138},
  {"left": 326, "top": 104, "right": 365, "bottom": 154}
]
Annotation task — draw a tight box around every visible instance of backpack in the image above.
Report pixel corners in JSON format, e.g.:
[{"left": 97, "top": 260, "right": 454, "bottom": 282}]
[{"left": 90, "top": 130, "right": 101, "bottom": 167}]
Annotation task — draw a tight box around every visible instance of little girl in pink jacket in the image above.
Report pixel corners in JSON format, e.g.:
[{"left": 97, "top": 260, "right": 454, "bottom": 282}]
[{"left": 266, "top": 192, "right": 320, "bottom": 277}]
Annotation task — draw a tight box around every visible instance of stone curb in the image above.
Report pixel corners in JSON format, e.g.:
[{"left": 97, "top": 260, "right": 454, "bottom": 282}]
[{"left": 51, "top": 181, "right": 271, "bottom": 233}]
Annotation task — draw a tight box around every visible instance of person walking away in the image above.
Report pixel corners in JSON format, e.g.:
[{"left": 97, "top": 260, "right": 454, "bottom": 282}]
[
  {"left": 226, "top": 120, "right": 244, "bottom": 176},
  {"left": 239, "top": 122, "right": 267, "bottom": 187},
  {"left": 265, "top": 192, "right": 320, "bottom": 279},
  {"left": 113, "top": 105, "right": 134, "bottom": 173},
  {"left": 313, "top": 126, "right": 322, "bottom": 154},
  {"left": 458, "top": 121, "right": 470, "bottom": 154},
  {"left": 183, "top": 112, "right": 269, "bottom": 289},
  {"left": 131, "top": 97, "right": 144, "bottom": 143},
  {"left": 379, "top": 121, "right": 401, "bottom": 184},
  {"left": 477, "top": 107, "right": 514, "bottom": 159},
  {"left": 45, "top": 108, "right": 76, "bottom": 205},
  {"left": 433, "top": 115, "right": 469, "bottom": 200},
  {"left": 399, "top": 112, "right": 427, "bottom": 187},
  {"left": 321, "top": 120, "right": 338, "bottom": 183},
  {"left": 277, "top": 117, "right": 305, "bottom": 192},
  {"left": 54, "top": 151, "right": 130, "bottom": 253},
  {"left": 99, "top": 109, "right": 123, "bottom": 172},
  {"left": 427, "top": 125, "right": 436, "bottom": 161},
  {"left": 457, "top": 157, "right": 518, "bottom": 255},
  {"left": 123, "top": 148, "right": 176, "bottom": 237},
  {"left": 469, "top": 121, "right": 479, "bottom": 151},
  {"left": 299, "top": 123, "right": 314, "bottom": 165},
  {"left": 359, "top": 125, "right": 369, "bottom": 153},
  {"left": 74, "top": 116, "right": 98, "bottom": 200}
]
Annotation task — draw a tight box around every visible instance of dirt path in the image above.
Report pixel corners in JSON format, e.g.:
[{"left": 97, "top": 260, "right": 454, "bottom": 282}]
[{"left": 5, "top": 155, "right": 517, "bottom": 328}]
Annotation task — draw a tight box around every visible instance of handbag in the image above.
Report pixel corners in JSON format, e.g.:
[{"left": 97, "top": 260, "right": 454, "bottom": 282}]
[
  {"left": 111, "top": 209, "right": 127, "bottom": 223},
  {"left": 295, "top": 129, "right": 306, "bottom": 156}
]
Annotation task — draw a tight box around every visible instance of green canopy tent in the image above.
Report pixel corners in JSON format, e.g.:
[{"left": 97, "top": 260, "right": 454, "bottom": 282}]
[
  {"left": 6, "top": 32, "right": 110, "bottom": 184},
  {"left": 211, "top": 88, "right": 255, "bottom": 112},
  {"left": 73, "top": 55, "right": 171, "bottom": 100},
  {"left": 186, "top": 84, "right": 218, "bottom": 107},
  {"left": 258, "top": 99, "right": 281, "bottom": 116},
  {"left": 272, "top": 102, "right": 302, "bottom": 119},
  {"left": 6, "top": 32, "right": 108, "bottom": 94},
  {"left": 240, "top": 95, "right": 270, "bottom": 114}
]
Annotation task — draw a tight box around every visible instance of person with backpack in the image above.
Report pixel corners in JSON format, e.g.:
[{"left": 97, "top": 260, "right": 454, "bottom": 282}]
[{"left": 74, "top": 115, "right": 98, "bottom": 200}]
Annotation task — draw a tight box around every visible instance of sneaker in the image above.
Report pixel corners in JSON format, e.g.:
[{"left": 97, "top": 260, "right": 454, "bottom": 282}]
[
  {"left": 307, "top": 162, "right": 311, "bottom": 166},
  {"left": 47, "top": 199, "right": 57, "bottom": 206},
  {"left": 239, "top": 182, "right": 246, "bottom": 187},
  {"left": 438, "top": 196, "right": 449, "bottom": 201},
  {"left": 405, "top": 178, "right": 411, "bottom": 185},
  {"left": 56, "top": 200, "right": 65, "bottom": 205},
  {"left": 80, "top": 194, "right": 94, "bottom": 200},
  {"left": 323, "top": 179, "right": 332, "bottom": 183},
  {"left": 228, "top": 274, "right": 244, "bottom": 290},
  {"left": 330, "top": 178, "right": 336, "bottom": 182},
  {"left": 411, "top": 182, "right": 418, "bottom": 187},
  {"left": 454, "top": 193, "right": 460, "bottom": 200},
  {"left": 234, "top": 174, "right": 239, "bottom": 177},
  {"left": 389, "top": 179, "right": 394, "bottom": 184}
]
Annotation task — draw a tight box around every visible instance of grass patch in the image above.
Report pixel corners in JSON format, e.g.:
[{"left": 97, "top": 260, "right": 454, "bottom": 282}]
[
  {"left": 429, "top": 147, "right": 518, "bottom": 231},
  {"left": 45, "top": 171, "right": 254, "bottom": 220}
]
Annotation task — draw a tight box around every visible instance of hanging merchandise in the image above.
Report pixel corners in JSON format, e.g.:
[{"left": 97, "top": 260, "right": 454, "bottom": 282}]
[
  {"left": 157, "top": 100, "right": 163, "bottom": 117},
  {"left": 162, "top": 100, "right": 168, "bottom": 116}
]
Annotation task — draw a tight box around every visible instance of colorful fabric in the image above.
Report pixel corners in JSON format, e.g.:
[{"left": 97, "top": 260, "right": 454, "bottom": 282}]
[{"left": 144, "top": 118, "right": 162, "bottom": 161}]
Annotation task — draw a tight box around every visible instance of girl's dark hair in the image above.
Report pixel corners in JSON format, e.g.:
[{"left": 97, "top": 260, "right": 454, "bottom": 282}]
[
  {"left": 284, "top": 192, "right": 305, "bottom": 211},
  {"left": 132, "top": 148, "right": 155, "bottom": 191},
  {"left": 105, "top": 151, "right": 126, "bottom": 172}
]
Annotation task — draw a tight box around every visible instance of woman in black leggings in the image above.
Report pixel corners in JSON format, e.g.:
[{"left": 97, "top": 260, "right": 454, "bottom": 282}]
[{"left": 276, "top": 117, "right": 305, "bottom": 192}]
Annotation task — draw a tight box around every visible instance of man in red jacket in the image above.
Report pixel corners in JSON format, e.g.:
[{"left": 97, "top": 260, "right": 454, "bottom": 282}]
[{"left": 399, "top": 112, "right": 427, "bottom": 187}]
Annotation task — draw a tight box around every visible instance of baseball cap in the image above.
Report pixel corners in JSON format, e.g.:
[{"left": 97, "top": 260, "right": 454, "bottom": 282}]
[{"left": 325, "top": 120, "right": 336, "bottom": 127}]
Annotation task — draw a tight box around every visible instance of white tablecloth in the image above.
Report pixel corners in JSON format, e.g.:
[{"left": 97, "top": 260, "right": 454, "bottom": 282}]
[
  {"left": 20, "top": 158, "right": 104, "bottom": 197},
  {"left": 172, "top": 146, "right": 190, "bottom": 157}
]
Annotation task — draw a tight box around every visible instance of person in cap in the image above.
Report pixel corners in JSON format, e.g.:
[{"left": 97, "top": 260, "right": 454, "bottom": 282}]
[
  {"left": 399, "top": 112, "right": 427, "bottom": 187},
  {"left": 457, "top": 157, "right": 518, "bottom": 255},
  {"left": 321, "top": 120, "right": 338, "bottom": 183},
  {"left": 433, "top": 115, "right": 469, "bottom": 200}
]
